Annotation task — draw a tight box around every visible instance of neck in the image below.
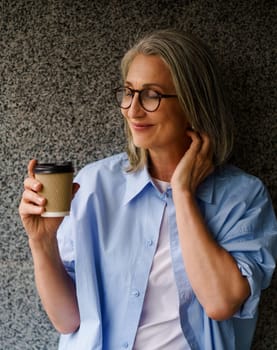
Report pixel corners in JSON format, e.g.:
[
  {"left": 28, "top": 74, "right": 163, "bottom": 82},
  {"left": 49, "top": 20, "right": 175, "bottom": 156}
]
[{"left": 148, "top": 147, "right": 187, "bottom": 182}]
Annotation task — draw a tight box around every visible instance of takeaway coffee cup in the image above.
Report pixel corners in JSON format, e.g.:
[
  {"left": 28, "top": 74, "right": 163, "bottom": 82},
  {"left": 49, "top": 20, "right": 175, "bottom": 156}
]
[{"left": 34, "top": 162, "right": 74, "bottom": 217}]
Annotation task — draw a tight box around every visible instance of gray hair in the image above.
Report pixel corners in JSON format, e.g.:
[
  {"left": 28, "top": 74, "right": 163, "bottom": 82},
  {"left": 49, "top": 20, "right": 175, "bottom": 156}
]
[{"left": 120, "top": 29, "right": 234, "bottom": 171}]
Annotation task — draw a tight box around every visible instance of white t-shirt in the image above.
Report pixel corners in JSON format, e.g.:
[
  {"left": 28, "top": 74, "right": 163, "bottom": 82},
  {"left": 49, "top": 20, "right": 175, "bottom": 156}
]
[{"left": 133, "top": 179, "right": 190, "bottom": 350}]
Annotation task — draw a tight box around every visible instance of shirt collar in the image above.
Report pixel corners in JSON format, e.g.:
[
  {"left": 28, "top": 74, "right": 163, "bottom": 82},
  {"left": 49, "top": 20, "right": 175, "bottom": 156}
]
[
  {"left": 122, "top": 165, "right": 215, "bottom": 205},
  {"left": 123, "top": 166, "right": 152, "bottom": 205}
]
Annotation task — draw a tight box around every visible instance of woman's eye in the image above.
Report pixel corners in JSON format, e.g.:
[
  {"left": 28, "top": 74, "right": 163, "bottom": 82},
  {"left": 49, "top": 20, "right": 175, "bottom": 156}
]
[
  {"left": 144, "top": 90, "right": 159, "bottom": 99},
  {"left": 124, "top": 89, "right": 133, "bottom": 97}
]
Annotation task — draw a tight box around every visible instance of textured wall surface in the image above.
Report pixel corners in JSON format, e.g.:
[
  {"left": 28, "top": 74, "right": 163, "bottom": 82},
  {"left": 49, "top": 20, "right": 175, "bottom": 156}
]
[{"left": 0, "top": 0, "right": 276, "bottom": 349}]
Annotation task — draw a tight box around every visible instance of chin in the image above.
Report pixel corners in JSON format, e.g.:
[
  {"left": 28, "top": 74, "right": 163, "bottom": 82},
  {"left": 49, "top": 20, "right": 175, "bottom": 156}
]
[{"left": 132, "top": 138, "right": 151, "bottom": 150}]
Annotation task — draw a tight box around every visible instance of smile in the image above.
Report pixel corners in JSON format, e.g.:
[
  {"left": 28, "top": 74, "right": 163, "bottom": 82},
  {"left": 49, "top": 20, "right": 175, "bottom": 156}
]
[{"left": 130, "top": 122, "right": 154, "bottom": 131}]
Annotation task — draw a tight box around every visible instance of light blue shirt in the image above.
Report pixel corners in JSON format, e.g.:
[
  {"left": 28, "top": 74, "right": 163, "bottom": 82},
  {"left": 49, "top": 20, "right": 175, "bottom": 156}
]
[{"left": 57, "top": 152, "right": 277, "bottom": 350}]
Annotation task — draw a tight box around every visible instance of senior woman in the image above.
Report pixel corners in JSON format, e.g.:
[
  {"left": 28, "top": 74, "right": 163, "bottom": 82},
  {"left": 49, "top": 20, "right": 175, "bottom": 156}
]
[{"left": 19, "top": 29, "right": 277, "bottom": 350}]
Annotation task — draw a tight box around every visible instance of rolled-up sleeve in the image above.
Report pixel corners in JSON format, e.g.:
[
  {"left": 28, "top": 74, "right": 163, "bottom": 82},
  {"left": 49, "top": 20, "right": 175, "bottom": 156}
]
[
  {"left": 218, "top": 180, "right": 277, "bottom": 318},
  {"left": 232, "top": 237, "right": 276, "bottom": 318}
]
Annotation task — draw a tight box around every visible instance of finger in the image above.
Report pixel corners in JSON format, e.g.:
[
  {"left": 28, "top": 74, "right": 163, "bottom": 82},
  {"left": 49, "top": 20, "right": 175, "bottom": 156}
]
[
  {"left": 192, "top": 133, "right": 214, "bottom": 178},
  {"left": 19, "top": 189, "right": 46, "bottom": 217},
  {"left": 28, "top": 159, "right": 37, "bottom": 178},
  {"left": 19, "top": 200, "right": 45, "bottom": 217},
  {"left": 198, "top": 132, "right": 213, "bottom": 159},
  {"left": 186, "top": 129, "right": 202, "bottom": 153},
  {"left": 24, "top": 177, "right": 43, "bottom": 192},
  {"left": 22, "top": 188, "right": 46, "bottom": 207}
]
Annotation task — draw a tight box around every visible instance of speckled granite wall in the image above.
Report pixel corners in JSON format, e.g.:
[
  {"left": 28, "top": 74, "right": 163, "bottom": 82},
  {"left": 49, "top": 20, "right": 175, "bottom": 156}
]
[{"left": 0, "top": 0, "right": 276, "bottom": 349}]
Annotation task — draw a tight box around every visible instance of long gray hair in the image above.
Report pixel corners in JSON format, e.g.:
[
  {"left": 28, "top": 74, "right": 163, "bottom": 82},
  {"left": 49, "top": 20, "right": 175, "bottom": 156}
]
[{"left": 120, "top": 29, "right": 234, "bottom": 171}]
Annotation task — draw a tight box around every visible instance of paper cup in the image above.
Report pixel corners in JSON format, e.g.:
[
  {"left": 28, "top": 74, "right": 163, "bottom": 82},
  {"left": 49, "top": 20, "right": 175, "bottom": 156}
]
[{"left": 34, "top": 162, "right": 74, "bottom": 217}]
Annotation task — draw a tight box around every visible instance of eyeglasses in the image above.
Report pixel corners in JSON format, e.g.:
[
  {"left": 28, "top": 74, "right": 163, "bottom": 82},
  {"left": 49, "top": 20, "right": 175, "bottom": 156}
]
[{"left": 114, "top": 87, "right": 178, "bottom": 112}]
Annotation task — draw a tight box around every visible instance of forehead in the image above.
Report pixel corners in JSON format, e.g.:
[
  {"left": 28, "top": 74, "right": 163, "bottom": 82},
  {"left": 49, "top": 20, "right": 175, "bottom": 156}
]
[{"left": 126, "top": 54, "right": 174, "bottom": 89}]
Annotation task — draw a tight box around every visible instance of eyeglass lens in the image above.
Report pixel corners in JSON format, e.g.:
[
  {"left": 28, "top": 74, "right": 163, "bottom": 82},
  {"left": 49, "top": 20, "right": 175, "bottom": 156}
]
[{"left": 116, "top": 88, "right": 160, "bottom": 112}]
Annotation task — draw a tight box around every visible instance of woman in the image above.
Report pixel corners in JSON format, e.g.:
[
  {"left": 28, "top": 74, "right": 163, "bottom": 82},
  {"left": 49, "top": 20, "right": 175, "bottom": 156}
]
[{"left": 19, "top": 29, "right": 277, "bottom": 350}]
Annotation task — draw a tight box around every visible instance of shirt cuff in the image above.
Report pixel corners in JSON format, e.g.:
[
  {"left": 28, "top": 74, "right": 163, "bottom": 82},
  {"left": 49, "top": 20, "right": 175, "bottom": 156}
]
[{"left": 233, "top": 258, "right": 263, "bottom": 318}]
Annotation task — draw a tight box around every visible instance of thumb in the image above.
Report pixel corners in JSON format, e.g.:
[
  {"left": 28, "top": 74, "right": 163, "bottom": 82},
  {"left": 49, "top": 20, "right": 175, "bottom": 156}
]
[{"left": 28, "top": 159, "right": 37, "bottom": 178}]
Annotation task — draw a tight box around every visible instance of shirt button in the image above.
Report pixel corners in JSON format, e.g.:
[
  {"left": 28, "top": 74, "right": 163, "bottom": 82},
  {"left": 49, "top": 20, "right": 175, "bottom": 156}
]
[
  {"left": 132, "top": 289, "right": 140, "bottom": 297},
  {"left": 147, "top": 239, "right": 153, "bottom": 246},
  {"left": 122, "top": 341, "right": 129, "bottom": 348}
]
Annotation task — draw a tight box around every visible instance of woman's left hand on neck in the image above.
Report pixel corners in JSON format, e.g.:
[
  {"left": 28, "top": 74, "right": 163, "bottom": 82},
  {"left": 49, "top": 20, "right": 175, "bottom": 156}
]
[{"left": 171, "top": 130, "right": 214, "bottom": 196}]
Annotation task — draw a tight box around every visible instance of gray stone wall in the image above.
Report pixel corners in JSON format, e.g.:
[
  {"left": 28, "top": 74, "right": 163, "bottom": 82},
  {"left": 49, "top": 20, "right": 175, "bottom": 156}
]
[{"left": 1, "top": 0, "right": 276, "bottom": 349}]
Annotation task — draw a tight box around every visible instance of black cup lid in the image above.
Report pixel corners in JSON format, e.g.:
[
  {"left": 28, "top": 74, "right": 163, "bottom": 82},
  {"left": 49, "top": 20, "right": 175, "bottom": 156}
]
[{"left": 34, "top": 162, "right": 74, "bottom": 174}]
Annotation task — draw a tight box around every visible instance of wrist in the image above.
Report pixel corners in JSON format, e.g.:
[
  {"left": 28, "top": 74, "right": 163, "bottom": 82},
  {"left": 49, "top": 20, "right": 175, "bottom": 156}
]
[
  {"left": 28, "top": 235, "right": 59, "bottom": 256},
  {"left": 172, "top": 187, "right": 195, "bottom": 201},
  {"left": 172, "top": 188, "right": 199, "bottom": 218}
]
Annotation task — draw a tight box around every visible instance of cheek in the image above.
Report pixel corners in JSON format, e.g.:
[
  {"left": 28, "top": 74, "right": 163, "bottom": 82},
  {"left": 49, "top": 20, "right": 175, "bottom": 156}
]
[
  {"left": 165, "top": 115, "right": 189, "bottom": 140},
  {"left": 165, "top": 106, "right": 189, "bottom": 130},
  {"left": 172, "top": 107, "right": 190, "bottom": 130}
]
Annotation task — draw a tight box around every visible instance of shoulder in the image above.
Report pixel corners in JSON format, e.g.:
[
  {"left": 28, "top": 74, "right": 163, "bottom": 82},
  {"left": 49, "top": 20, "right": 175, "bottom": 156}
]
[
  {"left": 205, "top": 164, "right": 276, "bottom": 241},
  {"left": 72, "top": 153, "right": 131, "bottom": 200},
  {"left": 76, "top": 152, "right": 129, "bottom": 181},
  {"left": 211, "top": 164, "right": 269, "bottom": 206},
  {"left": 215, "top": 164, "right": 265, "bottom": 191}
]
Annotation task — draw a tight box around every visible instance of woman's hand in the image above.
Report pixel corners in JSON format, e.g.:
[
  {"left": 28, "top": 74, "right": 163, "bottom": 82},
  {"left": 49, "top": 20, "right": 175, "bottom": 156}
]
[
  {"left": 19, "top": 160, "right": 81, "bottom": 334},
  {"left": 19, "top": 159, "right": 78, "bottom": 241},
  {"left": 171, "top": 130, "right": 214, "bottom": 194}
]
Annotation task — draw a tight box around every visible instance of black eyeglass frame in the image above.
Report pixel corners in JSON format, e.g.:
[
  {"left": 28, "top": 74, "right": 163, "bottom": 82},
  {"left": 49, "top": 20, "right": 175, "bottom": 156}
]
[{"left": 114, "top": 87, "right": 178, "bottom": 112}]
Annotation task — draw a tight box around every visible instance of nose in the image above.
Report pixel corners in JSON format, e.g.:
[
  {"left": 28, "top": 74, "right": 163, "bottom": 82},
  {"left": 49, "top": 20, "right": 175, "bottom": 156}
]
[{"left": 126, "top": 93, "right": 145, "bottom": 119}]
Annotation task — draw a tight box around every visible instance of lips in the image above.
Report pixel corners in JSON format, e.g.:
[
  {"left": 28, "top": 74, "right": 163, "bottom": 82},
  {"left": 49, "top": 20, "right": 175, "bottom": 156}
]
[{"left": 130, "top": 122, "right": 154, "bottom": 131}]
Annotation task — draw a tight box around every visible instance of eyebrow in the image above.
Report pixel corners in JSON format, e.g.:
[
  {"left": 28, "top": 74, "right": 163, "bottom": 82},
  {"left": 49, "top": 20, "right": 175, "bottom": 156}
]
[{"left": 124, "top": 81, "right": 167, "bottom": 90}]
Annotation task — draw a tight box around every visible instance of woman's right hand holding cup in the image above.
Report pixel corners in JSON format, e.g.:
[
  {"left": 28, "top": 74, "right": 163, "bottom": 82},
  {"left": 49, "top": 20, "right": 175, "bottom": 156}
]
[{"left": 19, "top": 159, "right": 64, "bottom": 242}]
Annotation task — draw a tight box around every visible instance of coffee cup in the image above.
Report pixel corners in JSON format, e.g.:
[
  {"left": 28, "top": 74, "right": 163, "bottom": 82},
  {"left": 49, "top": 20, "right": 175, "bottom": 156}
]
[{"left": 34, "top": 162, "right": 74, "bottom": 217}]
